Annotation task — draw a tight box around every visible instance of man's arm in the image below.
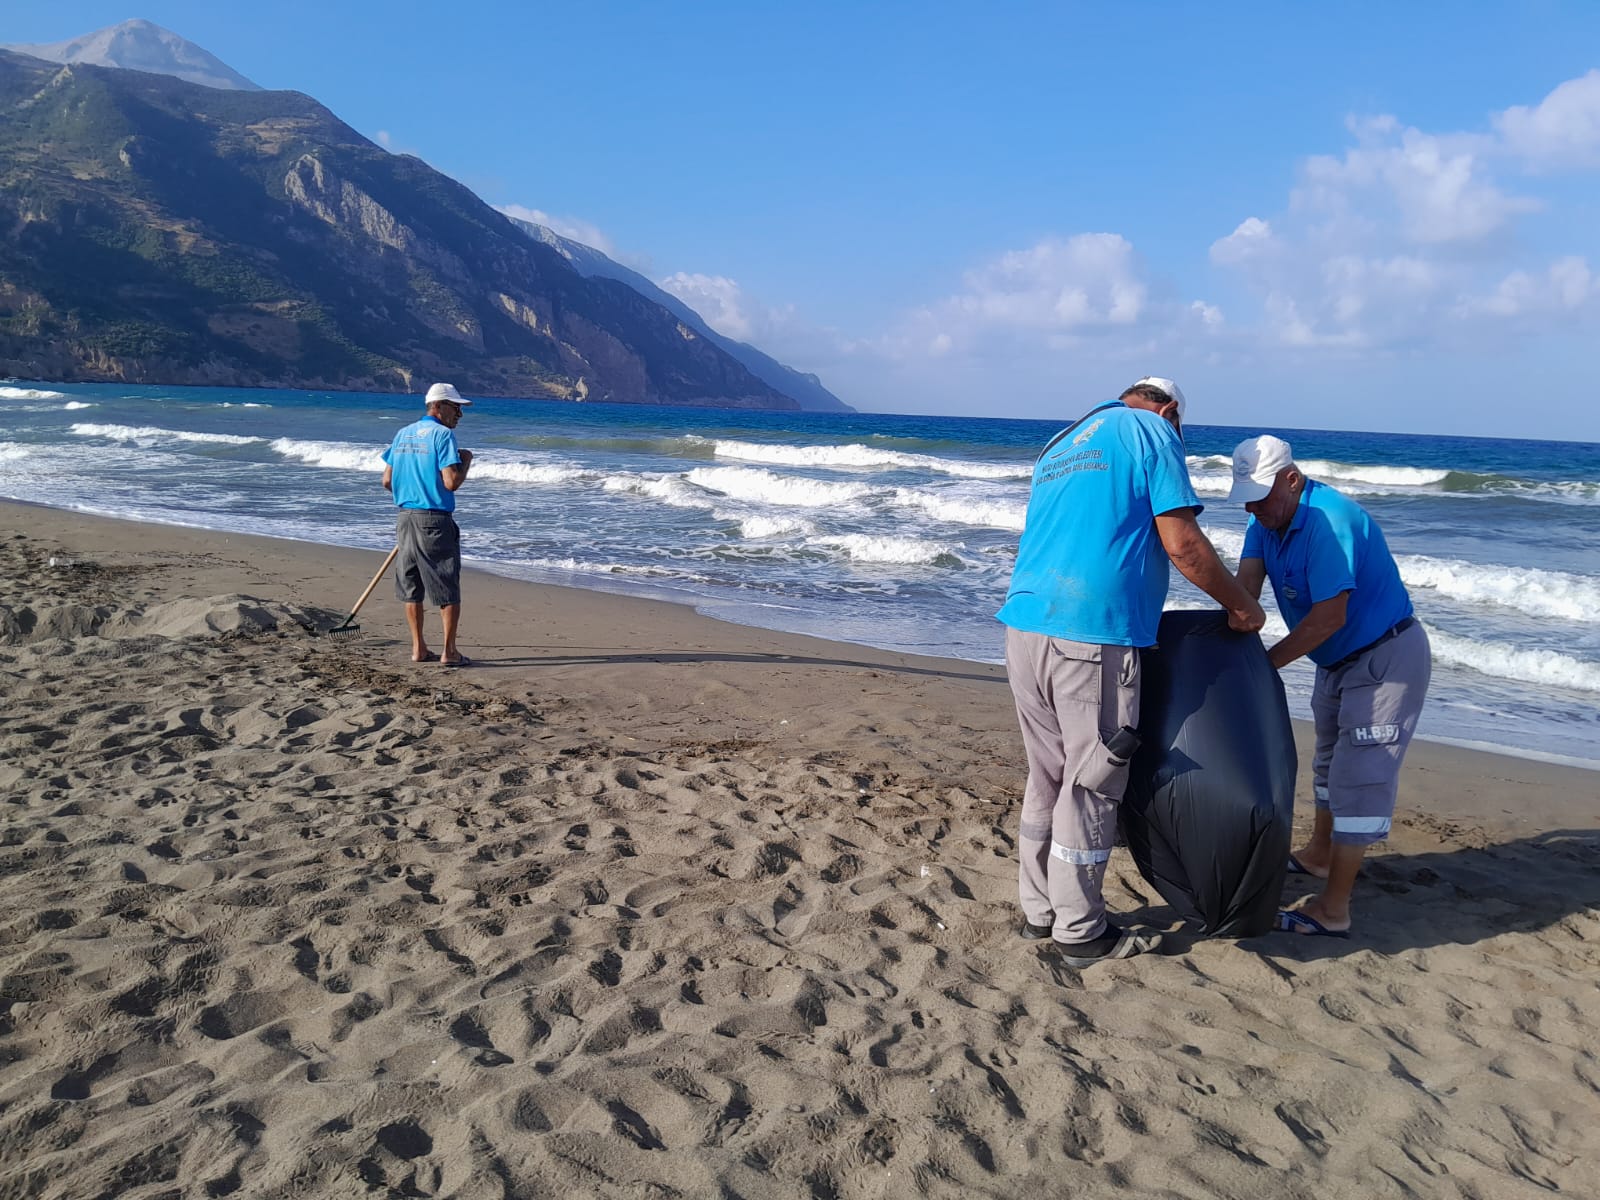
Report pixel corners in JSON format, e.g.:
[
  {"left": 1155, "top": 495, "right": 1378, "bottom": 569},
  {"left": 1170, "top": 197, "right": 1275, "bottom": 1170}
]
[
  {"left": 441, "top": 448, "right": 473, "bottom": 492},
  {"left": 1236, "top": 556, "right": 1265, "bottom": 600},
  {"left": 1264, "top": 591, "right": 1348, "bottom": 671},
  {"left": 1155, "top": 508, "right": 1265, "bottom": 633},
  {"left": 381, "top": 464, "right": 393, "bottom": 493}
]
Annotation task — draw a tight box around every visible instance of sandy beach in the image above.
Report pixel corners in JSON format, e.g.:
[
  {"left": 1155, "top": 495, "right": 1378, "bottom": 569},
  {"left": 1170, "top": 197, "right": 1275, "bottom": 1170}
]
[{"left": 1, "top": 499, "right": 1596, "bottom": 1199}]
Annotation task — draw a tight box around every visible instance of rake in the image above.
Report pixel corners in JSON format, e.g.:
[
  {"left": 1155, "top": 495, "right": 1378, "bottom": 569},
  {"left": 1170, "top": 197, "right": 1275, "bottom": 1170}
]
[{"left": 326, "top": 545, "right": 399, "bottom": 637}]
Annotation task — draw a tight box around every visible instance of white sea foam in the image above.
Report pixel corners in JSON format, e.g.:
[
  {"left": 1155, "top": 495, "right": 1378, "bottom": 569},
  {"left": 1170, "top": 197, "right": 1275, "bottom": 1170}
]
[
  {"left": 470, "top": 461, "right": 593, "bottom": 485},
  {"left": 1425, "top": 625, "right": 1600, "bottom": 694},
  {"left": 603, "top": 473, "right": 717, "bottom": 509},
  {"left": 509, "top": 556, "right": 718, "bottom": 585},
  {"left": 0, "top": 442, "right": 29, "bottom": 461},
  {"left": 808, "top": 534, "right": 962, "bottom": 566},
  {"left": 1190, "top": 453, "right": 1600, "bottom": 505},
  {"left": 1201, "top": 524, "right": 1246, "bottom": 562},
  {"left": 269, "top": 438, "right": 385, "bottom": 471},
  {"left": 71, "top": 423, "right": 260, "bottom": 446},
  {"left": 686, "top": 466, "right": 872, "bottom": 508},
  {"left": 1498, "top": 479, "right": 1600, "bottom": 506},
  {"left": 0, "top": 386, "right": 68, "bottom": 400},
  {"left": 736, "top": 514, "right": 815, "bottom": 539},
  {"left": 1299, "top": 458, "right": 1451, "bottom": 488},
  {"left": 890, "top": 487, "right": 1028, "bottom": 531},
  {"left": 713, "top": 438, "right": 1024, "bottom": 480},
  {"left": 1398, "top": 556, "right": 1600, "bottom": 623},
  {"left": 62, "top": 401, "right": 93, "bottom": 410}
]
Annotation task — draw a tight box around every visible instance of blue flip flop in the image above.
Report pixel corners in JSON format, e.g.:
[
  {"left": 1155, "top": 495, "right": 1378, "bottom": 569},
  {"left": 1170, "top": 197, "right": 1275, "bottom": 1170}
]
[
  {"left": 1275, "top": 910, "right": 1351, "bottom": 939},
  {"left": 1286, "top": 854, "right": 1316, "bottom": 876}
]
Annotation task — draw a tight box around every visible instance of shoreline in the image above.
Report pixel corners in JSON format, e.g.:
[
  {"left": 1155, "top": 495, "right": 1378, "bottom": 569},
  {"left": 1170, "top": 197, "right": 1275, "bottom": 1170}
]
[
  {"left": 2, "top": 497, "right": 1596, "bottom": 1197},
  {"left": 5, "top": 499, "right": 1593, "bottom": 782}
]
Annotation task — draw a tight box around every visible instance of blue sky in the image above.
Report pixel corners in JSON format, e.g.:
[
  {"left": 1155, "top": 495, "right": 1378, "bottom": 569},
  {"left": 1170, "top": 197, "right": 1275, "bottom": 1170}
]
[{"left": 9, "top": 3, "right": 1600, "bottom": 439}]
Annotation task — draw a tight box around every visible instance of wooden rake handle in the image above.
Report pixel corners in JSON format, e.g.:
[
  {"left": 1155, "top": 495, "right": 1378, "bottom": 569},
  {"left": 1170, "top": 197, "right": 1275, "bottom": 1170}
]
[{"left": 346, "top": 544, "right": 400, "bottom": 621}]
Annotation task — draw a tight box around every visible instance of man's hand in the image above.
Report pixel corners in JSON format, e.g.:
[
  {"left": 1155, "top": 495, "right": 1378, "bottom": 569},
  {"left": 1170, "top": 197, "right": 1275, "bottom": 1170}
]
[
  {"left": 460, "top": 449, "right": 473, "bottom": 468},
  {"left": 1156, "top": 508, "right": 1266, "bottom": 634},
  {"left": 1227, "top": 596, "right": 1266, "bottom": 634}
]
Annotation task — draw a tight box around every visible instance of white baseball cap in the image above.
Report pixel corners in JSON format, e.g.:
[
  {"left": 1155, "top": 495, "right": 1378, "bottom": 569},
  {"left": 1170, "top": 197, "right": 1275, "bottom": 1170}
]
[
  {"left": 425, "top": 382, "right": 472, "bottom": 407},
  {"left": 1127, "top": 376, "right": 1186, "bottom": 420},
  {"left": 1229, "top": 435, "right": 1296, "bottom": 503}
]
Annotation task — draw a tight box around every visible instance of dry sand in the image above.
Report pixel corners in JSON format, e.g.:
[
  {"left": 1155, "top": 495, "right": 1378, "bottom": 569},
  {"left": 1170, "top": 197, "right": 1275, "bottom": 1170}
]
[{"left": 1, "top": 500, "right": 1596, "bottom": 1199}]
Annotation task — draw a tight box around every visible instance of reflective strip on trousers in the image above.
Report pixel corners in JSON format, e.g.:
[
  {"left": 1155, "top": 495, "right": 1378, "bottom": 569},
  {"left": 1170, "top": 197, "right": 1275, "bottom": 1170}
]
[
  {"left": 1333, "top": 815, "right": 1391, "bottom": 836},
  {"left": 1052, "top": 842, "right": 1111, "bottom": 866}
]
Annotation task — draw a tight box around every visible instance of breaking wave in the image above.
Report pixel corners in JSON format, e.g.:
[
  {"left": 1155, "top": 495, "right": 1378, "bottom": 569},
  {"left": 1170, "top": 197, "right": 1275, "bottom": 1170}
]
[
  {"left": 685, "top": 466, "right": 873, "bottom": 508},
  {"left": 712, "top": 438, "right": 1025, "bottom": 480},
  {"left": 268, "top": 438, "right": 385, "bottom": 471},
  {"left": 0, "top": 386, "right": 68, "bottom": 400},
  {"left": 807, "top": 534, "right": 965, "bottom": 566},
  {"left": 1399, "top": 556, "right": 1600, "bottom": 623},
  {"left": 73, "top": 423, "right": 260, "bottom": 446},
  {"left": 1425, "top": 626, "right": 1600, "bottom": 694}
]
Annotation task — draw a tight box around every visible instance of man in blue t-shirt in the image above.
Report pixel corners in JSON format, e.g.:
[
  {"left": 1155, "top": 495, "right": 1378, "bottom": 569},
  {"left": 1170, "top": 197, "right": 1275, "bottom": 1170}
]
[
  {"left": 381, "top": 382, "right": 475, "bottom": 666},
  {"left": 997, "top": 378, "right": 1265, "bottom": 968},
  {"left": 1230, "top": 434, "right": 1432, "bottom": 941}
]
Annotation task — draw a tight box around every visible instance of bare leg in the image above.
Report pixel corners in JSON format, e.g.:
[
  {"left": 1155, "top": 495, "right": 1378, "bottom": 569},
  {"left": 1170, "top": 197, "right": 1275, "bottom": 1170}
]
[
  {"left": 439, "top": 603, "right": 463, "bottom": 664},
  {"left": 1291, "top": 809, "right": 1334, "bottom": 878},
  {"left": 1285, "top": 842, "right": 1364, "bottom": 933},
  {"left": 405, "top": 602, "right": 432, "bottom": 662}
]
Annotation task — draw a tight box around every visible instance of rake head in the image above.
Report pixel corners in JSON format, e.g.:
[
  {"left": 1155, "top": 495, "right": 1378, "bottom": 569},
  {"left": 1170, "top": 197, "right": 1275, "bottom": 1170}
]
[{"left": 324, "top": 616, "right": 362, "bottom": 638}]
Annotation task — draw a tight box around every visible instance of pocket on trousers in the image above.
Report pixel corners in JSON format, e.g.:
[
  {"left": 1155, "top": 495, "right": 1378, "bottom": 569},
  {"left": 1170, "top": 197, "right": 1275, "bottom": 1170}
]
[
  {"left": 1075, "top": 746, "right": 1132, "bottom": 799},
  {"left": 1047, "top": 638, "right": 1101, "bottom": 664}
]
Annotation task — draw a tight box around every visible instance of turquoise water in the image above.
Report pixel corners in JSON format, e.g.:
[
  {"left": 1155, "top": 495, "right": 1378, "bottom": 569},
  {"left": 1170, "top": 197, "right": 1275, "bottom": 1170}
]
[{"left": 3, "top": 380, "right": 1598, "bottom": 766}]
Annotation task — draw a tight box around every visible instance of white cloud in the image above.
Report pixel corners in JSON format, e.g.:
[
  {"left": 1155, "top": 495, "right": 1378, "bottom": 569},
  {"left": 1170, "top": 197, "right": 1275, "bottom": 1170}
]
[
  {"left": 1210, "top": 70, "right": 1600, "bottom": 353},
  {"left": 1210, "top": 217, "right": 1277, "bottom": 267},
  {"left": 1494, "top": 69, "right": 1600, "bottom": 171},
  {"left": 496, "top": 204, "right": 619, "bottom": 257},
  {"left": 652, "top": 272, "right": 852, "bottom": 367},
  {"left": 1457, "top": 256, "right": 1595, "bottom": 318},
  {"left": 1295, "top": 119, "right": 1537, "bottom": 245},
  {"left": 874, "top": 234, "right": 1175, "bottom": 366},
  {"left": 658, "top": 272, "right": 763, "bottom": 342},
  {"left": 950, "top": 234, "right": 1147, "bottom": 330}
]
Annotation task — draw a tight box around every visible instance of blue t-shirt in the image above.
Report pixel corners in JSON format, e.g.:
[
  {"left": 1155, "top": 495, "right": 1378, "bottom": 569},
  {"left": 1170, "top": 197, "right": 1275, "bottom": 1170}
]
[
  {"left": 996, "top": 403, "right": 1202, "bottom": 646},
  {"left": 383, "top": 416, "right": 461, "bottom": 512},
  {"left": 1241, "top": 478, "right": 1412, "bottom": 667}
]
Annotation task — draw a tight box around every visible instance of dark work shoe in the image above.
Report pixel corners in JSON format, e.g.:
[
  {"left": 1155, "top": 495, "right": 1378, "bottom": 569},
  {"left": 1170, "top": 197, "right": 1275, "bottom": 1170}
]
[
  {"left": 1053, "top": 923, "right": 1163, "bottom": 968},
  {"left": 1020, "top": 920, "right": 1054, "bottom": 941}
]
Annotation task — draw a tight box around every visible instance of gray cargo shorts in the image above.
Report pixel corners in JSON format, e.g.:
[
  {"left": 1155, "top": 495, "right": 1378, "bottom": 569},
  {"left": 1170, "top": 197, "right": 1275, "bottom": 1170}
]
[
  {"left": 1311, "top": 620, "right": 1431, "bottom": 845},
  {"left": 394, "top": 508, "right": 461, "bottom": 607}
]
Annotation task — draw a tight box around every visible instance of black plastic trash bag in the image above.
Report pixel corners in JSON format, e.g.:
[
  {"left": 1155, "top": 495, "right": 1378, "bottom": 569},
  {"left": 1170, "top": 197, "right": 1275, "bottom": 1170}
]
[{"left": 1120, "top": 609, "right": 1296, "bottom": 937}]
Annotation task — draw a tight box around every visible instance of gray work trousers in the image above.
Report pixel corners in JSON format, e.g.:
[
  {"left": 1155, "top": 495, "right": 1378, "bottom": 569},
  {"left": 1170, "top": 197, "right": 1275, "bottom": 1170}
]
[{"left": 1005, "top": 627, "right": 1141, "bottom": 943}]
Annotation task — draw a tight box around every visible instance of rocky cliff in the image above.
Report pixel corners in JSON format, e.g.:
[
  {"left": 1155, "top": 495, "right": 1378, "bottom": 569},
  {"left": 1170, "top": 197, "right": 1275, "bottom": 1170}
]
[{"left": 0, "top": 50, "right": 803, "bottom": 409}]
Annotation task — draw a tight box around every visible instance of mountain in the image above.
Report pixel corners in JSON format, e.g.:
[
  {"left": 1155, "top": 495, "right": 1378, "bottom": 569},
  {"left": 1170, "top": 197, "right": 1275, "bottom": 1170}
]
[
  {"left": 2, "top": 19, "right": 262, "bottom": 92},
  {"left": 0, "top": 49, "right": 804, "bottom": 408},
  {"left": 511, "top": 218, "right": 852, "bottom": 413}
]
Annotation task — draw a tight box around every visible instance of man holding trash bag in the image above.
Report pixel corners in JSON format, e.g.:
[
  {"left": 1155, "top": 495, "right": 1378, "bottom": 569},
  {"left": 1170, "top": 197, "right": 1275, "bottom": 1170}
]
[
  {"left": 1229, "top": 434, "right": 1431, "bottom": 940},
  {"left": 997, "top": 378, "right": 1265, "bottom": 967}
]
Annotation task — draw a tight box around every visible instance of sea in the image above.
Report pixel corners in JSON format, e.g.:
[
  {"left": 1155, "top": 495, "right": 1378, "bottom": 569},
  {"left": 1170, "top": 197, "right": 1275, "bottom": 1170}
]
[{"left": 4, "top": 381, "right": 1598, "bottom": 769}]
